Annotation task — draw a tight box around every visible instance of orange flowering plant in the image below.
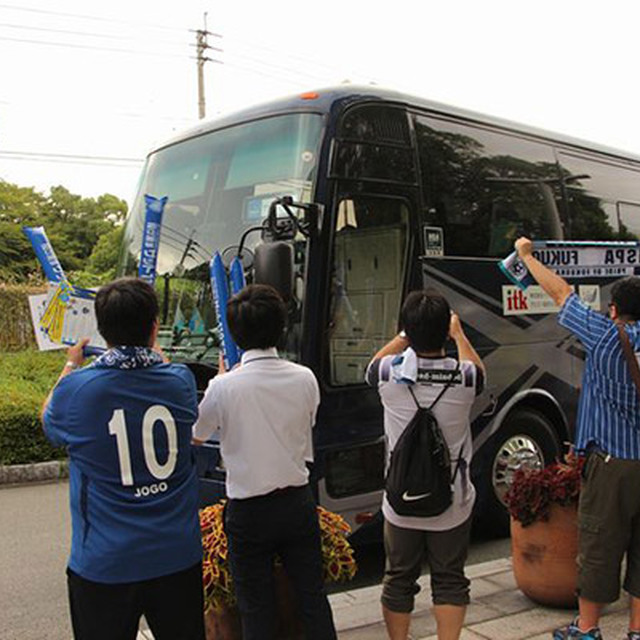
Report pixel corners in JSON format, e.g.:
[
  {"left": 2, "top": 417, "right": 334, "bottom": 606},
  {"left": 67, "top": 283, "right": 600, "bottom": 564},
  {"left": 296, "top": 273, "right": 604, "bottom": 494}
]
[{"left": 200, "top": 502, "right": 357, "bottom": 612}]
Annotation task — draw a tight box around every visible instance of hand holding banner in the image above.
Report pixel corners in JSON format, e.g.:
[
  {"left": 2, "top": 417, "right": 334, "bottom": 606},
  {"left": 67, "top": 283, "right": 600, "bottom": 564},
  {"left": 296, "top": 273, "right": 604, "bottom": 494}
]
[
  {"left": 23, "top": 225, "right": 106, "bottom": 353},
  {"left": 500, "top": 240, "right": 640, "bottom": 289}
]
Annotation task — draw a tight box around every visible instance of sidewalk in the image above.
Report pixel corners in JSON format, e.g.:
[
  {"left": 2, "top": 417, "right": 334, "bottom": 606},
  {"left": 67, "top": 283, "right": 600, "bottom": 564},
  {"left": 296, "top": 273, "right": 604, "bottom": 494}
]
[
  {"left": 330, "top": 557, "right": 629, "bottom": 640},
  {"left": 135, "top": 557, "right": 629, "bottom": 640}
]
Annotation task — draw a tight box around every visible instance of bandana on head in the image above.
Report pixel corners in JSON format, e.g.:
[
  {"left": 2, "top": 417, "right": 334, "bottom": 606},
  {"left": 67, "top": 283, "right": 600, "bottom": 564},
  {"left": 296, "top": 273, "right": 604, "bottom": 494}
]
[{"left": 91, "top": 346, "right": 164, "bottom": 370}]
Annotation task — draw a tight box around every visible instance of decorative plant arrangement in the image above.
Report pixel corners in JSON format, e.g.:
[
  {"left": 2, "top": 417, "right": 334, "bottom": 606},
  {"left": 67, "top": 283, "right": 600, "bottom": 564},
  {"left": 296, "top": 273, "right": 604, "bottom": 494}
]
[
  {"left": 200, "top": 502, "right": 357, "bottom": 613},
  {"left": 504, "top": 452, "right": 584, "bottom": 527},
  {"left": 506, "top": 452, "right": 584, "bottom": 608}
]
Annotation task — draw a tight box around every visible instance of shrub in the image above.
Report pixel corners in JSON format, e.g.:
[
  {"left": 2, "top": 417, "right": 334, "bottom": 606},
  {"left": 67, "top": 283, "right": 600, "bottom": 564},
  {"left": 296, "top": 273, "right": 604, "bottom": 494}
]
[
  {"left": 0, "top": 283, "right": 47, "bottom": 352},
  {"left": 0, "top": 350, "right": 67, "bottom": 464}
]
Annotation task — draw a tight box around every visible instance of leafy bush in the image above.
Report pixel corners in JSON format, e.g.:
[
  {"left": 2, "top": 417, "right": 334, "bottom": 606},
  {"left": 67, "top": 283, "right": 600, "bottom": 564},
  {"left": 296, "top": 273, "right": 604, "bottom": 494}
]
[
  {"left": 0, "top": 284, "right": 47, "bottom": 352},
  {"left": 0, "top": 350, "right": 67, "bottom": 464}
]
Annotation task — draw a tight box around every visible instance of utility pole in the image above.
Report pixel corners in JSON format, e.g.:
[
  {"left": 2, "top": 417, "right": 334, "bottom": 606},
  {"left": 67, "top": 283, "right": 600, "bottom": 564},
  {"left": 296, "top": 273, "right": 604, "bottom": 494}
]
[{"left": 194, "top": 13, "right": 223, "bottom": 120}]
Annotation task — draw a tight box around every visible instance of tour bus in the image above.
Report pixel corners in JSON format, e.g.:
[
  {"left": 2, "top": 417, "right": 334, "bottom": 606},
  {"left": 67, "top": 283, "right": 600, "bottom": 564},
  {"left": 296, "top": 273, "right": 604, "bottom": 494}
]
[{"left": 119, "top": 85, "right": 640, "bottom": 537}]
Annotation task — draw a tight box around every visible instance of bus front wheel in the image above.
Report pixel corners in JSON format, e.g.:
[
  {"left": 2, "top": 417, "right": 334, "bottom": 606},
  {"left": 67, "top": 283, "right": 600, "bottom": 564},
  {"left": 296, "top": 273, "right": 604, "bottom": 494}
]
[{"left": 474, "top": 408, "right": 561, "bottom": 537}]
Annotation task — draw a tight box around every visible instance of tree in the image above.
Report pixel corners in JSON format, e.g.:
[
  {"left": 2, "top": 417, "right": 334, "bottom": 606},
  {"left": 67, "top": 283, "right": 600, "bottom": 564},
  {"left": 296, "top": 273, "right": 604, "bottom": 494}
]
[
  {"left": 0, "top": 182, "right": 46, "bottom": 225},
  {"left": 0, "top": 181, "right": 128, "bottom": 284},
  {"left": 87, "top": 226, "right": 125, "bottom": 281},
  {"left": 0, "top": 222, "right": 34, "bottom": 282}
]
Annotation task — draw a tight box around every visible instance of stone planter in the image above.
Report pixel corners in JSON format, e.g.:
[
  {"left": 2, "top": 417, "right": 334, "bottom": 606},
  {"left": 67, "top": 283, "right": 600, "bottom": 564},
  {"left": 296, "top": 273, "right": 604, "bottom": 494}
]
[{"left": 510, "top": 503, "right": 578, "bottom": 608}]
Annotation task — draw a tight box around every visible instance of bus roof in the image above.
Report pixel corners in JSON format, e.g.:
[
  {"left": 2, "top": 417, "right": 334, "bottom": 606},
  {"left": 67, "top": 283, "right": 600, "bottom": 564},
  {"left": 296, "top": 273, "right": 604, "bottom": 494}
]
[{"left": 152, "top": 85, "right": 640, "bottom": 165}]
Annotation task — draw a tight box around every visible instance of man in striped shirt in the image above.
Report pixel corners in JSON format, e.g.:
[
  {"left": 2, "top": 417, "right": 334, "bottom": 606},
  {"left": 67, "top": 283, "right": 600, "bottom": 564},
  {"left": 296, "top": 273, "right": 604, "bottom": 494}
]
[{"left": 515, "top": 237, "right": 640, "bottom": 640}]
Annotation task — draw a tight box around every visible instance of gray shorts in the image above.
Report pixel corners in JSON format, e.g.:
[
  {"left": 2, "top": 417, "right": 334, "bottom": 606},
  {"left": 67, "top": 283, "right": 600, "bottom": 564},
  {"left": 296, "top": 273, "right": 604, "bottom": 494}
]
[
  {"left": 381, "top": 518, "right": 472, "bottom": 613},
  {"left": 578, "top": 452, "right": 640, "bottom": 603}
]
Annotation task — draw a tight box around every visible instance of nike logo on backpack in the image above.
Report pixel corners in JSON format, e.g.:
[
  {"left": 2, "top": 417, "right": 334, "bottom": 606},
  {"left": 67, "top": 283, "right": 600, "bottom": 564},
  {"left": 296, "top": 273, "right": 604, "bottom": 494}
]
[{"left": 402, "top": 490, "right": 432, "bottom": 501}]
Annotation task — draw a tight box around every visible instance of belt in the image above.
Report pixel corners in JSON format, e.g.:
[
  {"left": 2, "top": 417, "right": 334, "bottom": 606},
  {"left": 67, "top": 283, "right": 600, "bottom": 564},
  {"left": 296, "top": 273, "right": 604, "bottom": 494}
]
[
  {"left": 230, "top": 483, "right": 308, "bottom": 503},
  {"left": 586, "top": 443, "right": 612, "bottom": 462}
]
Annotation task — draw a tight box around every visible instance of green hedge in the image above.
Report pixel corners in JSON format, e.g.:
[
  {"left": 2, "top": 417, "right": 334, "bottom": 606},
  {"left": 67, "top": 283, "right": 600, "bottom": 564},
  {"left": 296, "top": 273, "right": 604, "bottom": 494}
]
[
  {"left": 0, "top": 284, "right": 47, "bottom": 352},
  {"left": 0, "top": 350, "right": 67, "bottom": 464}
]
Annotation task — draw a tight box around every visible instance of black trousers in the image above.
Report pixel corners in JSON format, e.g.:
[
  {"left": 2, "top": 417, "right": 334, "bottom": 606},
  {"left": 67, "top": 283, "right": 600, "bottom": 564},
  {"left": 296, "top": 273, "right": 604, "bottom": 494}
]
[
  {"left": 224, "top": 484, "right": 337, "bottom": 640},
  {"left": 67, "top": 562, "right": 205, "bottom": 640}
]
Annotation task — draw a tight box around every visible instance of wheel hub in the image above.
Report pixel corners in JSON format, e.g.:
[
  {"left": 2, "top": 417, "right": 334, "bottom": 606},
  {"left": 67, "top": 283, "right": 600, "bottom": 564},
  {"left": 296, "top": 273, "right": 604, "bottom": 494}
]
[{"left": 492, "top": 434, "right": 544, "bottom": 504}]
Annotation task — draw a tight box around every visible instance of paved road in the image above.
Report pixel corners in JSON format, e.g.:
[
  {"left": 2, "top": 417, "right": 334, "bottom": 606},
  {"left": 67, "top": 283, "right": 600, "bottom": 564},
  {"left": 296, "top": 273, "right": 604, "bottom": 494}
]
[
  {"left": 0, "top": 481, "right": 511, "bottom": 640},
  {"left": 0, "top": 481, "right": 71, "bottom": 640}
]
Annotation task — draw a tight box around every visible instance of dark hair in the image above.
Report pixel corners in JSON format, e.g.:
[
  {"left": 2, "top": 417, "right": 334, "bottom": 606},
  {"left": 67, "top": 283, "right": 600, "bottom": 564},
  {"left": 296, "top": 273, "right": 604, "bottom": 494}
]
[
  {"left": 95, "top": 278, "right": 159, "bottom": 346},
  {"left": 400, "top": 288, "right": 451, "bottom": 352},
  {"left": 611, "top": 276, "right": 640, "bottom": 321},
  {"left": 227, "top": 284, "right": 286, "bottom": 350}
]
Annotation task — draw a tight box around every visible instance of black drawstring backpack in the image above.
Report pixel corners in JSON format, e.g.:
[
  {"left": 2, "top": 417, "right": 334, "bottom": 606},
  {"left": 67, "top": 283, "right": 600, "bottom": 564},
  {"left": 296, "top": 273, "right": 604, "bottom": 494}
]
[{"left": 385, "top": 367, "right": 464, "bottom": 517}]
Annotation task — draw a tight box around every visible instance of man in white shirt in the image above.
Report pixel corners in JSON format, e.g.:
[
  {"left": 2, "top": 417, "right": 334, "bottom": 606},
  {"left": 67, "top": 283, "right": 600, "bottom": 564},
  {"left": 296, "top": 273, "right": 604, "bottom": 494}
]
[
  {"left": 193, "top": 284, "right": 337, "bottom": 640},
  {"left": 366, "top": 289, "right": 485, "bottom": 640}
]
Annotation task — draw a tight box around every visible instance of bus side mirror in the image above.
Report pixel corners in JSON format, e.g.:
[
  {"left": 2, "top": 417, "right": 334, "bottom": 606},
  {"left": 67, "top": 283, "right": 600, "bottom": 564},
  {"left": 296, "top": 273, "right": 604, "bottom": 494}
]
[{"left": 254, "top": 242, "right": 294, "bottom": 302}]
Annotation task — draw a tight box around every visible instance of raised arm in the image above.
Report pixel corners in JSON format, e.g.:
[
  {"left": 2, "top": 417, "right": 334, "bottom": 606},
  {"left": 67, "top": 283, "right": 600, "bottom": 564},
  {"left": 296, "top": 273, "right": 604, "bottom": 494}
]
[
  {"left": 40, "top": 339, "right": 88, "bottom": 424},
  {"left": 370, "top": 332, "right": 410, "bottom": 362},
  {"left": 515, "top": 237, "right": 573, "bottom": 307},
  {"left": 449, "top": 313, "right": 485, "bottom": 376}
]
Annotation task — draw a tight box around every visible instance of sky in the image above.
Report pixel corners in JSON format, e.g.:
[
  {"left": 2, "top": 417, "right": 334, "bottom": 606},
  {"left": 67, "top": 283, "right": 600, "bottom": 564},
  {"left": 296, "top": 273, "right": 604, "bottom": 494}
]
[{"left": 1, "top": 0, "right": 640, "bottom": 205}]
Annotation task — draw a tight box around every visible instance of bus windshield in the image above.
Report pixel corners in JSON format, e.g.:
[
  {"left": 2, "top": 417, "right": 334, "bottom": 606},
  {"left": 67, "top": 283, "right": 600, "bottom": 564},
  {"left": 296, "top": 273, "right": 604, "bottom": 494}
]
[{"left": 120, "top": 113, "right": 324, "bottom": 363}]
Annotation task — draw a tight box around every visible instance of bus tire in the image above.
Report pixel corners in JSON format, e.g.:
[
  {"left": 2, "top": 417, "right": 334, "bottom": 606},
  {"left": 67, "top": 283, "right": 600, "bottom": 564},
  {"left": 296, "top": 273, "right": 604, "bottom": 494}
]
[{"left": 473, "top": 408, "right": 561, "bottom": 537}]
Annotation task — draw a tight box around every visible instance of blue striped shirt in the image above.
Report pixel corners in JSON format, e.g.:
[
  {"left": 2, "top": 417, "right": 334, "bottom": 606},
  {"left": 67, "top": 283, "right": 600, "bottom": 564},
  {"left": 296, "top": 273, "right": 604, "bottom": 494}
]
[{"left": 558, "top": 292, "right": 640, "bottom": 459}]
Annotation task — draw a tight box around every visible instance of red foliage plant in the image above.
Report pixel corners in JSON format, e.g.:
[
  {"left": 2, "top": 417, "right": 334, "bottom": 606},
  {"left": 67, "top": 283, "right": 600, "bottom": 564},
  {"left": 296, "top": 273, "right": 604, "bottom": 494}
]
[{"left": 504, "top": 453, "right": 584, "bottom": 527}]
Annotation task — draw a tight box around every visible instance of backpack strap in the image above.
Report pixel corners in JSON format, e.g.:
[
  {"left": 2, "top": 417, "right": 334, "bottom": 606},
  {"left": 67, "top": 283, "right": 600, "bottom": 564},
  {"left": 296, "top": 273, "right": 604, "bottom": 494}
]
[
  {"left": 407, "top": 362, "right": 460, "bottom": 410},
  {"left": 407, "top": 363, "right": 465, "bottom": 482},
  {"left": 616, "top": 323, "right": 640, "bottom": 397},
  {"left": 451, "top": 442, "right": 465, "bottom": 483}
]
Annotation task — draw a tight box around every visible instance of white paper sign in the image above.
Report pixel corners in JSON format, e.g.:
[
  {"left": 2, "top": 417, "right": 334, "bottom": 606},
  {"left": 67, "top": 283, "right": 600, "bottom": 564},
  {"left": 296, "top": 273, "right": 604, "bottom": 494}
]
[
  {"left": 28, "top": 293, "right": 64, "bottom": 351},
  {"left": 31, "top": 285, "right": 105, "bottom": 350}
]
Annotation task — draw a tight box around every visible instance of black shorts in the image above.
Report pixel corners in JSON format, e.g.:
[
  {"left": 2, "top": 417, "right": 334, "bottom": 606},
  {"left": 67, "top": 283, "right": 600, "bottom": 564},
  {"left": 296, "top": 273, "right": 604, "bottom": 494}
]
[{"left": 67, "top": 562, "right": 205, "bottom": 640}]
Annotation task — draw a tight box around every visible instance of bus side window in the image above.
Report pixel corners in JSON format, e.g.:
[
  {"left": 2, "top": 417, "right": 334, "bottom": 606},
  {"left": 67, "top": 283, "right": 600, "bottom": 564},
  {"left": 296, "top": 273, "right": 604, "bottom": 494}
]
[
  {"left": 414, "top": 114, "right": 563, "bottom": 257},
  {"left": 557, "top": 151, "right": 640, "bottom": 241},
  {"left": 618, "top": 202, "right": 640, "bottom": 240}
]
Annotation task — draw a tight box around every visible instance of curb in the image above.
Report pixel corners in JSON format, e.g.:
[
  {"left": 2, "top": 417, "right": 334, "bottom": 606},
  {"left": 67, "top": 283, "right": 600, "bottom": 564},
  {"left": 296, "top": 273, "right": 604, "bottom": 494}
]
[{"left": 0, "top": 459, "right": 69, "bottom": 486}]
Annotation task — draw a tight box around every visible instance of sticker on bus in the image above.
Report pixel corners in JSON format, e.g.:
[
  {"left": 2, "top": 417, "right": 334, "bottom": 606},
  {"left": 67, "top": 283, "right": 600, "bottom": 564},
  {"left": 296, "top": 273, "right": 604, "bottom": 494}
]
[
  {"left": 423, "top": 226, "right": 444, "bottom": 258},
  {"left": 502, "top": 284, "right": 600, "bottom": 316}
]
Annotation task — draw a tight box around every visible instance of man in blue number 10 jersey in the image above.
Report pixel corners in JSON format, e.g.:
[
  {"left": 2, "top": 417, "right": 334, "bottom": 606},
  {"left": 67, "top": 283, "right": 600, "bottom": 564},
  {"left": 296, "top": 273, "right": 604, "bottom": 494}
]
[{"left": 42, "top": 278, "right": 204, "bottom": 640}]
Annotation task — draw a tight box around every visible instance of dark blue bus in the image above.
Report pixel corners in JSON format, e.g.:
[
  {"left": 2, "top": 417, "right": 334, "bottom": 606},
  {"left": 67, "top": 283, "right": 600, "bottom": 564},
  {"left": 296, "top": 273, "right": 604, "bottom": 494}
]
[{"left": 119, "top": 86, "right": 640, "bottom": 536}]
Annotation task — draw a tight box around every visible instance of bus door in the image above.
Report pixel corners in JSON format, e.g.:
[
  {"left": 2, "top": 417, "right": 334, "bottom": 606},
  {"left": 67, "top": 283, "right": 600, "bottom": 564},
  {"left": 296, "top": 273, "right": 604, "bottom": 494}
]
[{"left": 316, "top": 192, "right": 416, "bottom": 534}]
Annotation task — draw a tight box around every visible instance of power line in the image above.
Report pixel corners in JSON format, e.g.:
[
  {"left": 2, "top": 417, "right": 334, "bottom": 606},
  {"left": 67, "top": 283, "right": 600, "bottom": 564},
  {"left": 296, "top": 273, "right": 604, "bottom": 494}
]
[
  {"left": 226, "top": 50, "right": 332, "bottom": 83},
  {"left": 0, "top": 150, "right": 143, "bottom": 168},
  {"left": 0, "top": 20, "right": 191, "bottom": 48},
  {"left": 223, "top": 32, "right": 379, "bottom": 84},
  {"left": 0, "top": 34, "right": 194, "bottom": 59},
  {"left": 225, "top": 36, "right": 344, "bottom": 77},
  {"left": 0, "top": 3, "right": 187, "bottom": 33},
  {"left": 222, "top": 61, "right": 312, "bottom": 87}
]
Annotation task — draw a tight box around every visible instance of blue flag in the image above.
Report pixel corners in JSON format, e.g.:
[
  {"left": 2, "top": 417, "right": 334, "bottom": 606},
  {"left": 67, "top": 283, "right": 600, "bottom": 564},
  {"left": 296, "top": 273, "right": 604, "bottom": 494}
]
[
  {"left": 210, "top": 252, "right": 239, "bottom": 369},
  {"left": 138, "top": 194, "right": 168, "bottom": 284},
  {"left": 229, "top": 255, "right": 246, "bottom": 295}
]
